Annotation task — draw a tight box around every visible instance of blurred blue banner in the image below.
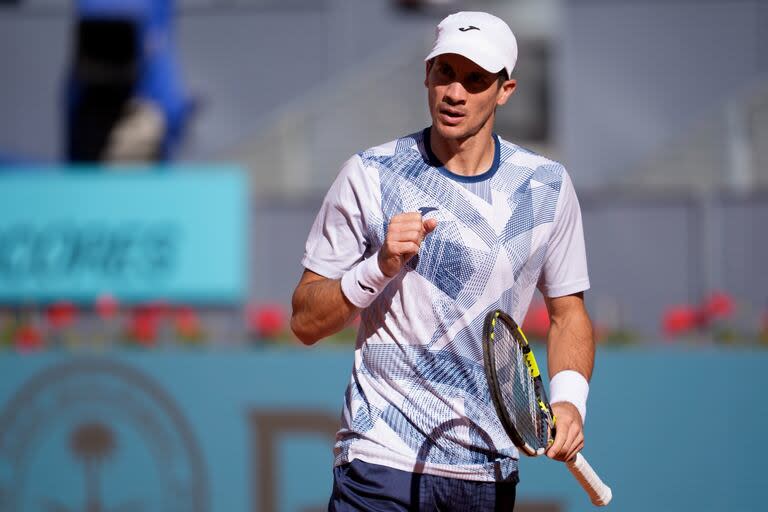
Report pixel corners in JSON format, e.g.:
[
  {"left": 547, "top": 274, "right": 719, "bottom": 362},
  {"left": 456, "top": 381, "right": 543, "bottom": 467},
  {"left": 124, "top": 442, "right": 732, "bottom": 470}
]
[
  {"left": 0, "top": 347, "right": 764, "bottom": 512},
  {"left": 0, "top": 167, "right": 248, "bottom": 304}
]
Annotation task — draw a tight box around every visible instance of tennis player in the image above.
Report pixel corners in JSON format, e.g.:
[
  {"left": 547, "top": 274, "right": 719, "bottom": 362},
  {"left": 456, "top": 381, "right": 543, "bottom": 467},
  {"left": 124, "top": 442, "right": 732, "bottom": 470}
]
[{"left": 291, "top": 11, "right": 595, "bottom": 511}]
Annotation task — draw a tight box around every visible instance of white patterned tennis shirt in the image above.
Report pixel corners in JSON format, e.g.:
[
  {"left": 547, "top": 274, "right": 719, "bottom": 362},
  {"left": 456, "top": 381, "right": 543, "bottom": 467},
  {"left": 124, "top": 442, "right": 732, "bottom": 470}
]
[{"left": 301, "top": 128, "right": 590, "bottom": 482}]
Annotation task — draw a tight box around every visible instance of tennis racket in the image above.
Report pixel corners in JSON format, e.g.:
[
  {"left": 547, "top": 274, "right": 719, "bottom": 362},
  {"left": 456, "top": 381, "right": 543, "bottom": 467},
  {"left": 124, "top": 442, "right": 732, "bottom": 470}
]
[{"left": 482, "top": 309, "right": 612, "bottom": 506}]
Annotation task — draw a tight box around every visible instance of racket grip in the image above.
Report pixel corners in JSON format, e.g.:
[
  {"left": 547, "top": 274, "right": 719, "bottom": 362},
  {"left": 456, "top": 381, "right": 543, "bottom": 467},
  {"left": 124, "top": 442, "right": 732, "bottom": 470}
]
[{"left": 566, "top": 452, "right": 612, "bottom": 506}]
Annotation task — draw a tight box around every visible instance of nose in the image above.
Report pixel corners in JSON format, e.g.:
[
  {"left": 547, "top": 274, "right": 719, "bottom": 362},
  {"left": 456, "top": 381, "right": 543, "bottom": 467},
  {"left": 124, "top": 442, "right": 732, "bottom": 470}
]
[{"left": 443, "top": 80, "right": 467, "bottom": 105}]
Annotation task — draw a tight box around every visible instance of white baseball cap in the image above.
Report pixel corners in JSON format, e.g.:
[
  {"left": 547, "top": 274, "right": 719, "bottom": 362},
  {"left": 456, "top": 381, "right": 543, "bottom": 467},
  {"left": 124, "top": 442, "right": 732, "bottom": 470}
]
[{"left": 425, "top": 11, "right": 518, "bottom": 78}]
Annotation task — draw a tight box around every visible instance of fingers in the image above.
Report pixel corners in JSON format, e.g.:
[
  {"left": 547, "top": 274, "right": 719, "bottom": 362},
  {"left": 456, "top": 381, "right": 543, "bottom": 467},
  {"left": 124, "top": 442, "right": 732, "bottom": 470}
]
[
  {"left": 389, "top": 212, "right": 428, "bottom": 235},
  {"left": 387, "top": 240, "right": 422, "bottom": 259},
  {"left": 546, "top": 402, "right": 585, "bottom": 462},
  {"left": 388, "top": 213, "right": 438, "bottom": 239},
  {"left": 388, "top": 214, "right": 429, "bottom": 254},
  {"left": 378, "top": 212, "right": 438, "bottom": 277},
  {"left": 423, "top": 217, "right": 438, "bottom": 234},
  {"left": 547, "top": 421, "right": 583, "bottom": 461},
  {"left": 555, "top": 423, "right": 583, "bottom": 462}
]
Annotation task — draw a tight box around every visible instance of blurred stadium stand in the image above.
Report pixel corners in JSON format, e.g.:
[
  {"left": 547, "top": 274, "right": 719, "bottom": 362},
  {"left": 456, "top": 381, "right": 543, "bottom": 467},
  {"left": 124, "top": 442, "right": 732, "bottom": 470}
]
[
  {"left": 1, "top": 0, "right": 767, "bottom": 340},
  {"left": 2, "top": 0, "right": 767, "bottom": 343},
  {"left": 624, "top": 78, "right": 768, "bottom": 192}
]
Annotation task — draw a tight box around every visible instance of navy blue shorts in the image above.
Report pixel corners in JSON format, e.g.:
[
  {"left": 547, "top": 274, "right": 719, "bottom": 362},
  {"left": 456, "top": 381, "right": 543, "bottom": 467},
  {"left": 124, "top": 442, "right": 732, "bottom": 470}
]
[{"left": 328, "top": 460, "right": 517, "bottom": 511}]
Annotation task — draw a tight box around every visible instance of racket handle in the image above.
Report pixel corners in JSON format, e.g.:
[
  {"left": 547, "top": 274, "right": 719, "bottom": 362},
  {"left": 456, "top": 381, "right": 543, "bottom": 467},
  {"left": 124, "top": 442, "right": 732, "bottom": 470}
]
[{"left": 566, "top": 452, "right": 613, "bottom": 506}]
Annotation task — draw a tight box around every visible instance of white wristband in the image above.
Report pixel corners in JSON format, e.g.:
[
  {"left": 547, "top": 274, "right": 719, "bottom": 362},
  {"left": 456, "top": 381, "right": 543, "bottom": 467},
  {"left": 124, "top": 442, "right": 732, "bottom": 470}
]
[
  {"left": 549, "top": 370, "right": 589, "bottom": 424},
  {"left": 340, "top": 252, "right": 395, "bottom": 308}
]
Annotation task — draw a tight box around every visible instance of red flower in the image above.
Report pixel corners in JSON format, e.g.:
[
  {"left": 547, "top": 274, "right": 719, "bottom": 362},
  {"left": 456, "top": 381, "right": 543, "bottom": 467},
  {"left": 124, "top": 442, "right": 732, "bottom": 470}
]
[
  {"left": 522, "top": 302, "right": 550, "bottom": 340},
  {"left": 246, "top": 303, "right": 286, "bottom": 339},
  {"left": 136, "top": 301, "right": 171, "bottom": 320},
  {"left": 701, "top": 291, "right": 735, "bottom": 322},
  {"left": 95, "top": 294, "right": 119, "bottom": 319},
  {"left": 662, "top": 305, "right": 699, "bottom": 338},
  {"left": 46, "top": 301, "right": 78, "bottom": 330},
  {"left": 128, "top": 311, "right": 157, "bottom": 346},
  {"left": 174, "top": 306, "right": 202, "bottom": 338},
  {"left": 15, "top": 325, "right": 43, "bottom": 352}
]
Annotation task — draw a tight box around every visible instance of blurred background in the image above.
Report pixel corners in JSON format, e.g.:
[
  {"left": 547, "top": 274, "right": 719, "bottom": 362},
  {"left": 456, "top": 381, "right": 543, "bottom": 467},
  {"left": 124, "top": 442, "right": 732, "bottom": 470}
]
[{"left": 0, "top": 0, "right": 766, "bottom": 511}]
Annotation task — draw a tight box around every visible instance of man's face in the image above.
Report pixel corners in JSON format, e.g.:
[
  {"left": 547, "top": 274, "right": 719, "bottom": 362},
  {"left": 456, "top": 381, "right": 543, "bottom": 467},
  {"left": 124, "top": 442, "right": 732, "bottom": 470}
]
[{"left": 425, "top": 53, "right": 516, "bottom": 143}]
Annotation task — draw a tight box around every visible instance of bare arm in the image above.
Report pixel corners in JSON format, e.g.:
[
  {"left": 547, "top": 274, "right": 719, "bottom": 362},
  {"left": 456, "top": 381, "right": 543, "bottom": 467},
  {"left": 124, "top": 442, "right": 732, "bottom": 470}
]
[
  {"left": 291, "top": 212, "right": 437, "bottom": 346},
  {"left": 544, "top": 291, "right": 595, "bottom": 462},
  {"left": 545, "top": 292, "right": 594, "bottom": 380},
  {"left": 290, "top": 270, "right": 359, "bottom": 345}
]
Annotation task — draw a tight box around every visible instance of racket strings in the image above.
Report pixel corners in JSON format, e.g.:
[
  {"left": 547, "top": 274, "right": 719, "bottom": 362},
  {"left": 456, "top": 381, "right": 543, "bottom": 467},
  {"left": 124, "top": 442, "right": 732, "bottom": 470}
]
[{"left": 493, "top": 322, "right": 549, "bottom": 451}]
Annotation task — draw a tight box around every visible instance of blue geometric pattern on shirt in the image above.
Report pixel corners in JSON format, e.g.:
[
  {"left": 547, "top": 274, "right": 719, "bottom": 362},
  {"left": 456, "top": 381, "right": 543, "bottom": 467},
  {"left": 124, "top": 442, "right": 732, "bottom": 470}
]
[
  {"left": 357, "top": 346, "right": 488, "bottom": 401},
  {"left": 533, "top": 163, "right": 565, "bottom": 187},
  {"left": 424, "top": 242, "right": 500, "bottom": 348},
  {"left": 359, "top": 344, "right": 425, "bottom": 380},
  {"left": 418, "top": 168, "right": 558, "bottom": 344},
  {"left": 355, "top": 345, "right": 515, "bottom": 467},
  {"left": 459, "top": 179, "right": 492, "bottom": 204},
  {"left": 380, "top": 406, "right": 514, "bottom": 468},
  {"left": 502, "top": 164, "right": 563, "bottom": 241},
  {"left": 410, "top": 222, "right": 487, "bottom": 300},
  {"left": 362, "top": 136, "right": 565, "bottom": 347},
  {"left": 491, "top": 162, "right": 535, "bottom": 195},
  {"left": 438, "top": 302, "right": 499, "bottom": 363},
  {"left": 351, "top": 402, "right": 380, "bottom": 436},
  {"left": 496, "top": 163, "right": 563, "bottom": 283},
  {"left": 394, "top": 133, "right": 419, "bottom": 155},
  {"left": 365, "top": 209, "right": 386, "bottom": 250},
  {"left": 356, "top": 319, "right": 518, "bottom": 445},
  {"left": 364, "top": 135, "right": 498, "bottom": 249},
  {"left": 498, "top": 140, "right": 518, "bottom": 162},
  {"left": 341, "top": 133, "right": 567, "bottom": 473},
  {"left": 378, "top": 406, "right": 490, "bottom": 466},
  {"left": 336, "top": 375, "right": 371, "bottom": 465},
  {"left": 514, "top": 244, "right": 548, "bottom": 305},
  {"left": 349, "top": 372, "right": 378, "bottom": 433},
  {"left": 362, "top": 135, "right": 498, "bottom": 301}
]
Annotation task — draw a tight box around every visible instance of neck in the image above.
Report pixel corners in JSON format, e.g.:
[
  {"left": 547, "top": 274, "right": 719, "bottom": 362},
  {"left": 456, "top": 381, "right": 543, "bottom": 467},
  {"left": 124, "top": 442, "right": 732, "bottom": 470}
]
[{"left": 428, "top": 123, "right": 496, "bottom": 177}]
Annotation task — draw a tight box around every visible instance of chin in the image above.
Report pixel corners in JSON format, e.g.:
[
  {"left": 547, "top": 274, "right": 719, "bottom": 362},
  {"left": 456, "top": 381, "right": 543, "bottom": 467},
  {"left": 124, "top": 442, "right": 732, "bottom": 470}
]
[{"left": 433, "top": 122, "right": 472, "bottom": 142}]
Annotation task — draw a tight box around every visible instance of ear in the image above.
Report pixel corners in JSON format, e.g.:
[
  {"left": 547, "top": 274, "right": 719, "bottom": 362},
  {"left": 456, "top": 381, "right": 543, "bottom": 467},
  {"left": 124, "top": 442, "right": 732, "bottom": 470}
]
[
  {"left": 496, "top": 79, "right": 517, "bottom": 106},
  {"left": 424, "top": 60, "right": 433, "bottom": 88}
]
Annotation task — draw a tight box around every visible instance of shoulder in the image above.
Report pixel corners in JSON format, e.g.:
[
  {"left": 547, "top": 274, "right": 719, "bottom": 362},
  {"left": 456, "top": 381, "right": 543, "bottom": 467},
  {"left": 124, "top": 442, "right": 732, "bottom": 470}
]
[
  {"left": 496, "top": 135, "right": 571, "bottom": 186},
  {"left": 328, "top": 133, "right": 423, "bottom": 201},
  {"left": 357, "top": 131, "right": 424, "bottom": 165},
  {"left": 497, "top": 136, "right": 567, "bottom": 174}
]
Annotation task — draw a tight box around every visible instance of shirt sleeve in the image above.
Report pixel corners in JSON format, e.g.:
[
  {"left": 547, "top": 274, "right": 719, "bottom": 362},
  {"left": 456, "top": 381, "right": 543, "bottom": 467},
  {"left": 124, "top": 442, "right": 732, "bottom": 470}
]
[
  {"left": 301, "top": 154, "right": 377, "bottom": 279},
  {"left": 537, "top": 170, "right": 591, "bottom": 298}
]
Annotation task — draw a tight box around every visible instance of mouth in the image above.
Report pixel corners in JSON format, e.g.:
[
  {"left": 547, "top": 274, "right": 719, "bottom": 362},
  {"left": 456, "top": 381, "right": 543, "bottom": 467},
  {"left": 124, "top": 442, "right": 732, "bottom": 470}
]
[{"left": 437, "top": 107, "right": 466, "bottom": 126}]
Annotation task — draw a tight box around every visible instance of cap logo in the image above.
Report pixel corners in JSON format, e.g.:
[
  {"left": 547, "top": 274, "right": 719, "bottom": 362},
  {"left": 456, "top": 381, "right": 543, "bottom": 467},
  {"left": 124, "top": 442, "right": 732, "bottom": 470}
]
[{"left": 458, "top": 26, "right": 480, "bottom": 32}]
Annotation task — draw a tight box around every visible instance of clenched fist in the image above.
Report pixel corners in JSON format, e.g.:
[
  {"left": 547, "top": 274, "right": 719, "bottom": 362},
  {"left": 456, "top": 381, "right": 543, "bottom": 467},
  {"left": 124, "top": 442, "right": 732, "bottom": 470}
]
[{"left": 378, "top": 212, "right": 438, "bottom": 277}]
